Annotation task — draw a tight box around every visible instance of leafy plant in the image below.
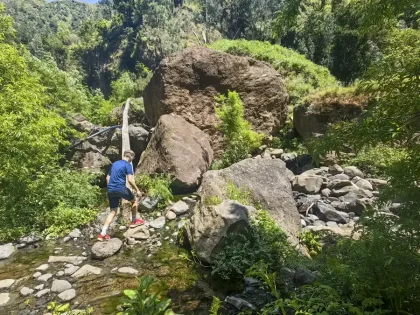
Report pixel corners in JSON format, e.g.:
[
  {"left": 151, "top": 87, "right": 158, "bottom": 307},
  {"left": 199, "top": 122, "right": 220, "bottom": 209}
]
[
  {"left": 136, "top": 174, "right": 173, "bottom": 208},
  {"left": 226, "top": 182, "right": 252, "bottom": 206},
  {"left": 300, "top": 230, "right": 322, "bottom": 257},
  {"left": 204, "top": 196, "right": 223, "bottom": 207},
  {"left": 214, "top": 91, "right": 264, "bottom": 168},
  {"left": 117, "top": 275, "right": 177, "bottom": 315},
  {"left": 209, "top": 296, "right": 222, "bottom": 315},
  {"left": 47, "top": 302, "right": 93, "bottom": 315}
]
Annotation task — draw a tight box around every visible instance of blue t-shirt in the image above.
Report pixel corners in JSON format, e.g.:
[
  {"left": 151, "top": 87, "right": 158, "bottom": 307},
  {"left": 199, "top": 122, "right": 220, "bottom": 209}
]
[{"left": 107, "top": 160, "right": 133, "bottom": 192}]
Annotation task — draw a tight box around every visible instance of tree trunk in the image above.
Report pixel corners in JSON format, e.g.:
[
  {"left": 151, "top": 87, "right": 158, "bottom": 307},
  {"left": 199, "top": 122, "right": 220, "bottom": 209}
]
[{"left": 121, "top": 98, "right": 132, "bottom": 223}]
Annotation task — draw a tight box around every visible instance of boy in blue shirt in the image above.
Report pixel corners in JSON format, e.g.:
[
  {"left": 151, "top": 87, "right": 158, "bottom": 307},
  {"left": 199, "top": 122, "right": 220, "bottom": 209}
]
[{"left": 98, "top": 149, "right": 144, "bottom": 241}]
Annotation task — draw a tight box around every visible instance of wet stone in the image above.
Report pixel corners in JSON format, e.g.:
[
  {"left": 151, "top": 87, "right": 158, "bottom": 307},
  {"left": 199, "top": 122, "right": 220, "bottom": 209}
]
[
  {"left": 0, "top": 293, "right": 10, "bottom": 306},
  {"left": 36, "top": 264, "right": 49, "bottom": 271},
  {"left": 58, "top": 289, "right": 76, "bottom": 302},
  {"left": 35, "top": 289, "right": 50, "bottom": 298},
  {"left": 0, "top": 279, "right": 15, "bottom": 289},
  {"left": 20, "top": 287, "right": 34, "bottom": 297},
  {"left": 37, "top": 274, "right": 53, "bottom": 282}
]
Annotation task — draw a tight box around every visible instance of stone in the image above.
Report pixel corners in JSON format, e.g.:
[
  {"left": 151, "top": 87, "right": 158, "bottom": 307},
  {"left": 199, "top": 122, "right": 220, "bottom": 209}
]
[
  {"left": 0, "top": 243, "right": 15, "bottom": 260},
  {"left": 165, "top": 211, "right": 177, "bottom": 221},
  {"left": 189, "top": 200, "right": 256, "bottom": 263},
  {"left": 36, "top": 264, "right": 49, "bottom": 272},
  {"left": 294, "top": 268, "right": 316, "bottom": 285},
  {"left": 0, "top": 279, "right": 15, "bottom": 289},
  {"left": 344, "top": 166, "right": 364, "bottom": 178},
  {"left": 292, "top": 175, "right": 323, "bottom": 194},
  {"left": 327, "top": 179, "right": 353, "bottom": 190},
  {"left": 352, "top": 177, "right": 373, "bottom": 190},
  {"left": 301, "top": 219, "right": 307, "bottom": 228},
  {"left": 136, "top": 114, "right": 213, "bottom": 194},
  {"left": 91, "top": 238, "right": 123, "bottom": 260},
  {"left": 35, "top": 289, "right": 50, "bottom": 298},
  {"left": 124, "top": 225, "right": 150, "bottom": 240},
  {"left": 321, "top": 188, "right": 331, "bottom": 197},
  {"left": 33, "top": 272, "right": 42, "bottom": 278},
  {"left": 143, "top": 46, "right": 289, "bottom": 155},
  {"left": 328, "top": 174, "right": 350, "bottom": 181},
  {"left": 37, "top": 274, "right": 53, "bottom": 282},
  {"left": 267, "top": 148, "right": 284, "bottom": 158},
  {"left": 326, "top": 221, "right": 338, "bottom": 227},
  {"left": 313, "top": 220, "right": 326, "bottom": 226},
  {"left": 64, "top": 265, "right": 80, "bottom": 276},
  {"left": 119, "top": 226, "right": 127, "bottom": 231},
  {"left": 18, "top": 235, "right": 41, "bottom": 245},
  {"left": 140, "top": 196, "right": 161, "bottom": 212},
  {"left": 56, "top": 271, "right": 64, "bottom": 277},
  {"left": 295, "top": 194, "right": 321, "bottom": 214},
  {"left": 328, "top": 164, "right": 343, "bottom": 175},
  {"left": 118, "top": 267, "right": 139, "bottom": 275},
  {"left": 170, "top": 200, "right": 189, "bottom": 215},
  {"left": 313, "top": 202, "right": 349, "bottom": 224},
  {"left": 225, "top": 296, "right": 257, "bottom": 311},
  {"left": 58, "top": 289, "right": 76, "bottom": 302},
  {"left": 48, "top": 256, "right": 86, "bottom": 265},
  {"left": 20, "top": 287, "right": 34, "bottom": 297},
  {"left": 51, "top": 280, "right": 72, "bottom": 293},
  {"left": 293, "top": 95, "right": 366, "bottom": 140},
  {"left": 68, "top": 229, "right": 82, "bottom": 238},
  {"left": 149, "top": 217, "right": 166, "bottom": 229},
  {"left": 331, "top": 185, "right": 360, "bottom": 197},
  {"left": 0, "top": 293, "right": 10, "bottom": 306},
  {"left": 368, "top": 178, "right": 388, "bottom": 190},
  {"left": 306, "top": 214, "right": 319, "bottom": 223},
  {"left": 72, "top": 265, "right": 102, "bottom": 278},
  {"left": 197, "top": 159, "right": 300, "bottom": 244},
  {"left": 34, "top": 284, "right": 44, "bottom": 291},
  {"left": 63, "top": 237, "right": 71, "bottom": 243}
]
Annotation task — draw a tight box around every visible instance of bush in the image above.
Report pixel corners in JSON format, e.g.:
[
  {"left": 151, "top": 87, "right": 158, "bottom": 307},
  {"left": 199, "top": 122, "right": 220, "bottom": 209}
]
[
  {"left": 214, "top": 91, "right": 264, "bottom": 168},
  {"left": 136, "top": 174, "right": 173, "bottom": 208},
  {"left": 117, "top": 275, "right": 176, "bottom": 315},
  {"left": 209, "top": 40, "right": 339, "bottom": 105},
  {"left": 212, "top": 210, "right": 295, "bottom": 279},
  {"left": 48, "top": 302, "right": 93, "bottom": 315}
]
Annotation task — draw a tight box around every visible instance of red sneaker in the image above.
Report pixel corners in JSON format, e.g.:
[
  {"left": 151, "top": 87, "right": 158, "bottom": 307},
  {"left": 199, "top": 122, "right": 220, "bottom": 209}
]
[
  {"left": 97, "top": 234, "right": 111, "bottom": 241},
  {"left": 130, "top": 219, "right": 145, "bottom": 228}
]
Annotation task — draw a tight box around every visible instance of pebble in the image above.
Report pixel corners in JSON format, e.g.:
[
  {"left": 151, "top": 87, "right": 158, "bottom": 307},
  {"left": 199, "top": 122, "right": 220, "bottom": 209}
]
[
  {"left": 63, "top": 237, "right": 71, "bottom": 243},
  {"left": 72, "top": 264, "right": 102, "bottom": 278},
  {"left": 118, "top": 267, "right": 139, "bottom": 275},
  {"left": 56, "top": 271, "right": 64, "bottom": 277},
  {"left": 0, "top": 279, "right": 15, "bottom": 289},
  {"left": 35, "top": 289, "right": 50, "bottom": 298},
  {"left": 64, "top": 265, "right": 80, "bottom": 276},
  {"left": 37, "top": 273, "right": 53, "bottom": 282},
  {"left": 34, "top": 284, "right": 45, "bottom": 291},
  {"left": 20, "top": 287, "right": 34, "bottom": 297},
  {"left": 0, "top": 243, "right": 16, "bottom": 260},
  {"left": 68, "top": 229, "right": 82, "bottom": 238},
  {"left": 58, "top": 289, "right": 76, "bottom": 302},
  {"left": 119, "top": 226, "right": 127, "bottom": 231},
  {"left": 33, "top": 272, "right": 42, "bottom": 278},
  {"left": 0, "top": 293, "right": 10, "bottom": 306},
  {"left": 36, "top": 264, "right": 49, "bottom": 271},
  {"left": 48, "top": 256, "right": 86, "bottom": 265},
  {"left": 149, "top": 217, "right": 166, "bottom": 229},
  {"left": 51, "top": 280, "right": 72, "bottom": 293}
]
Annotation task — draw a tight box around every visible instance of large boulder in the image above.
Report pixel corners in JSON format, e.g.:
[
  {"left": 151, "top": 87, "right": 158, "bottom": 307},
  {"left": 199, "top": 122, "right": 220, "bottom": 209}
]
[
  {"left": 136, "top": 114, "right": 213, "bottom": 193},
  {"left": 192, "top": 158, "right": 301, "bottom": 246},
  {"left": 91, "top": 238, "right": 123, "bottom": 260},
  {"left": 293, "top": 89, "right": 367, "bottom": 140},
  {"left": 143, "top": 46, "right": 289, "bottom": 153},
  {"left": 188, "top": 200, "right": 256, "bottom": 263}
]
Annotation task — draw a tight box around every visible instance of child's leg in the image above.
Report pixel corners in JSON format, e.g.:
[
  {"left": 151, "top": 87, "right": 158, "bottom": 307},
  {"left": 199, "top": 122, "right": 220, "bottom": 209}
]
[{"left": 100, "top": 208, "right": 117, "bottom": 236}]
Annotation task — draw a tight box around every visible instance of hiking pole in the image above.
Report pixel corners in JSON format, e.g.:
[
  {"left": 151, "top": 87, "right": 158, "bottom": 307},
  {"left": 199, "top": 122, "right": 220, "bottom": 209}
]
[{"left": 66, "top": 125, "right": 122, "bottom": 151}]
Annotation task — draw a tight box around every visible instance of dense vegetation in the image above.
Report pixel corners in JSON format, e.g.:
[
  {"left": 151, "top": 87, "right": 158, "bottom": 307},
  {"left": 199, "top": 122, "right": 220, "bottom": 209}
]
[{"left": 0, "top": 0, "right": 419, "bottom": 314}]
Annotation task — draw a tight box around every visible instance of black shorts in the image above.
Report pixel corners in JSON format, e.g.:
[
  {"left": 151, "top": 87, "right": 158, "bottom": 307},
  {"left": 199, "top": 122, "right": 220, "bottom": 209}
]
[{"left": 108, "top": 188, "right": 135, "bottom": 209}]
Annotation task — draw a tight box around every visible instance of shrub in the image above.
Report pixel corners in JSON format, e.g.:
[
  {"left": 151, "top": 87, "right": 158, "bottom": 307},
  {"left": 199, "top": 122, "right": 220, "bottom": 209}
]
[
  {"left": 209, "top": 40, "right": 339, "bottom": 105},
  {"left": 214, "top": 91, "right": 264, "bottom": 168},
  {"left": 212, "top": 210, "right": 295, "bottom": 279},
  {"left": 47, "top": 302, "right": 93, "bottom": 315},
  {"left": 136, "top": 174, "right": 173, "bottom": 208},
  {"left": 299, "top": 230, "right": 322, "bottom": 257},
  {"left": 117, "top": 275, "right": 176, "bottom": 315}
]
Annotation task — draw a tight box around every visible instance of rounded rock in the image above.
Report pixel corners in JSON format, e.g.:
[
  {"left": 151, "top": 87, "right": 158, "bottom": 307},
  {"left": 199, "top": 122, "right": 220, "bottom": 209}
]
[{"left": 58, "top": 289, "right": 76, "bottom": 302}]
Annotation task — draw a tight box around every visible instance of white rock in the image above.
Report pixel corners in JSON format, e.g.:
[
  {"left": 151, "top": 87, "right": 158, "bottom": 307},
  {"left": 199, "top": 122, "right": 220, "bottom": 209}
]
[
  {"left": 170, "top": 200, "right": 189, "bottom": 215},
  {"left": 72, "top": 264, "right": 102, "bottom": 278},
  {"left": 0, "top": 293, "right": 10, "bottom": 306},
  {"left": 58, "top": 289, "right": 76, "bottom": 302},
  {"left": 36, "top": 264, "right": 49, "bottom": 271},
  {"left": 56, "top": 271, "right": 65, "bottom": 277},
  {"left": 68, "top": 228, "right": 82, "bottom": 238},
  {"left": 149, "top": 216, "right": 166, "bottom": 229},
  {"left": 48, "top": 256, "right": 87, "bottom": 265},
  {"left": 35, "top": 288, "right": 50, "bottom": 298},
  {"left": 34, "top": 284, "right": 45, "bottom": 291},
  {"left": 20, "top": 287, "right": 34, "bottom": 296},
  {"left": 0, "top": 279, "right": 15, "bottom": 289},
  {"left": 118, "top": 267, "right": 139, "bottom": 275},
  {"left": 165, "top": 211, "right": 177, "bottom": 221},
  {"left": 37, "top": 273, "right": 53, "bottom": 282},
  {"left": 119, "top": 226, "right": 127, "bottom": 231},
  {"left": 0, "top": 243, "right": 15, "bottom": 260},
  {"left": 51, "top": 280, "right": 72, "bottom": 293},
  {"left": 64, "top": 265, "right": 80, "bottom": 276},
  {"left": 33, "top": 272, "right": 42, "bottom": 278}
]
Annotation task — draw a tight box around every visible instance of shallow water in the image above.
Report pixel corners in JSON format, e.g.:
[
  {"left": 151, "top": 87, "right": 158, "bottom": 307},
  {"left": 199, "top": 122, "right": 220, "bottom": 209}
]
[{"left": 0, "top": 232, "right": 238, "bottom": 315}]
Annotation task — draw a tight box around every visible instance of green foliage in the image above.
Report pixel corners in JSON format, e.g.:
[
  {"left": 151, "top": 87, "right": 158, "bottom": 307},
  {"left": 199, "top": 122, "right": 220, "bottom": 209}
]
[
  {"left": 299, "top": 231, "right": 322, "bottom": 257},
  {"left": 110, "top": 72, "right": 137, "bottom": 103},
  {"left": 210, "top": 40, "right": 338, "bottom": 105},
  {"left": 212, "top": 210, "right": 295, "bottom": 279},
  {"left": 136, "top": 174, "right": 173, "bottom": 208},
  {"left": 48, "top": 302, "right": 93, "bottom": 315},
  {"left": 203, "top": 196, "right": 223, "bottom": 207},
  {"left": 283, "top": 284, "right": 363, "bottom": 315},
  {"left": 117, "top": 275, "right": 177, "bottom": 315},
  {"left": 214, "top": 91, "right": 263, "bottom": 168},
  {"left": 209, "top": 296, "right": 222, "bottom": 315},
  {"left": 226, "top": 182, "right": 252, "bottom": 206}
]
